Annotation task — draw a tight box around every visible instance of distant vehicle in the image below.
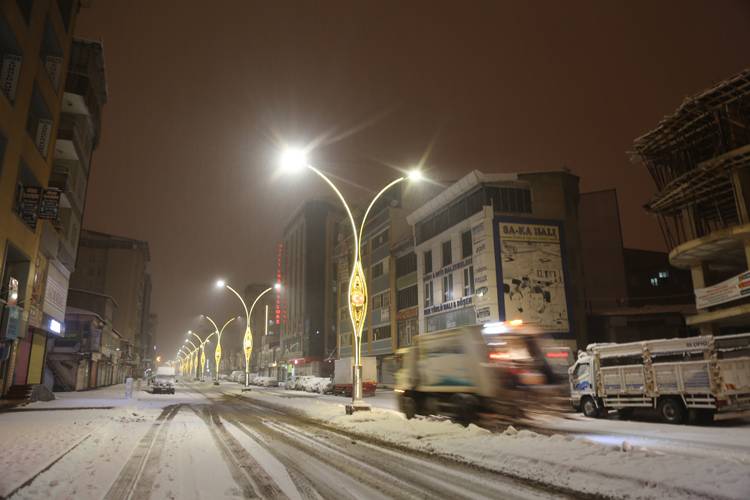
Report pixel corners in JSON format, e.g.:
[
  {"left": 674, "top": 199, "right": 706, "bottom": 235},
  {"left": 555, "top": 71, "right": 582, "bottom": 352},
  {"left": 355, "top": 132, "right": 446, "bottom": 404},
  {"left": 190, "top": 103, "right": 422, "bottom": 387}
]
[
  {"left": 152, "top": 366, "right": 176, "bottom": 394},
  {"left": 395, "top": 324, "right": 565, "bottom": 424},
  {"left": 333, "top": 357, "right": 376, "bottom": 397},
  {"left": 569, "top": 333, "right": 750, "bottom": 424}
]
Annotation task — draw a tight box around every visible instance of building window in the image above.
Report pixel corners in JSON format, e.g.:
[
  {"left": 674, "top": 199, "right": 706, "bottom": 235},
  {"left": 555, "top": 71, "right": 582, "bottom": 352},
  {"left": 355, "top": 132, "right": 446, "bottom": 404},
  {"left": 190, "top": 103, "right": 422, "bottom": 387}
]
[
  {"left": 424, "top": 280, "right": 433, "bottom": 307},
  {"left": 372, "top": 260, "right": 384, "bottom": 279},
  {"left": 461, "top": 230, "right": 472, "bottom": 258},
  {"left": 397, "top": 285, "right": 418, "bottom": 310},
  {"left": 372, "top": 230, "right": 388, "bottom": 250},
  {"left": 463, "top": 266, "right": 474, "bottom": 296},
  {"left": 487, "top": 186, "right": 532, "bottom": 213},
  {"left": 442, "top": 241, "right": 452, "bottom": 267},
  {"left": 396, "top": 252, "right": 416, "bottom": 277},
  {"left": 26, "top": 84, "right": 53, "bottom": 157},
  {"left": 372, "top": 291, "right": 390, "bottom": 311},
  {"left": 650, "top": 277, "right": 659, "bottom": 287},
  {"left": 372, "top": 325, "right": 391, "bottom": 341},
  {"left": 423, "top": 250, "right": 432, "bottom": 274},
  {"left": 0, "top": 15, "right": 23, "bottom": 104},
  {"left": 658, "top": 270, "right": 669, "bottom": 279},
  {"left": 442, "top": 273, "right": 453, "bottom": 302}
]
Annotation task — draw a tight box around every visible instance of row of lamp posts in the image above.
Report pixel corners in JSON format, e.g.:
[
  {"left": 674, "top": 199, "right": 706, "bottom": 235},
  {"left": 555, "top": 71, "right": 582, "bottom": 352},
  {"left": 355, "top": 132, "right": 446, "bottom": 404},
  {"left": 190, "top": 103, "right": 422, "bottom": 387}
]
[{"left": 172, "top": 146, "right": 423, "bottom": 414}]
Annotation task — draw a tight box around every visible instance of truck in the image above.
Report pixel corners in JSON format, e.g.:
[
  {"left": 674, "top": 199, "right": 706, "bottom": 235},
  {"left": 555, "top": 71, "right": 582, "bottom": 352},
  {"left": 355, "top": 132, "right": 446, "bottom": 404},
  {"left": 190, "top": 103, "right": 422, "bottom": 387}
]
[
  {"left": 333, "top": 356, "right": 377, "bottom": 396},
  {"left": 395, "top": 324, "right": 565, "bottom": 424},
  {"left": 569, "top": 333, "right": 750, "bottom": 424},
  {"left": 152, "top": 366, "right": 176, "bottom": 394}
]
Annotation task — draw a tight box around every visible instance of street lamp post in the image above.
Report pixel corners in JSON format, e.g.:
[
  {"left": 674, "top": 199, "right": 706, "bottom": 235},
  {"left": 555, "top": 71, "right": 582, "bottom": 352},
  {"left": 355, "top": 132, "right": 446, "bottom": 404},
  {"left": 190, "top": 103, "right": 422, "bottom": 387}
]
[
  {"left": 280, "top": 147, "right": 422, "bottom": 414},
  {"left": 216, "top": 281, "right": 279, "bottom": 388},
  {"left": 184, "top": 338, "right": 199, "bottom": 380},
  {"left": 202, "top": 315, "right": 238, "bottom": 384},
  {"left": 188, "top": 331, "right": 212, "bottom": 382}
]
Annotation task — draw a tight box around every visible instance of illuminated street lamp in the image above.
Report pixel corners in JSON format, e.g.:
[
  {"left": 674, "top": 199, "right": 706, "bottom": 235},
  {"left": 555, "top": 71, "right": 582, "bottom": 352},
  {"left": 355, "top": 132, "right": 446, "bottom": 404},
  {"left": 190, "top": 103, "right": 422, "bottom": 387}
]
[
  {"left": 215, "top": 280, "right": 280, "bottom": 387},
  {"left": 280, "top": 147, "right": 422, "bottom": 414},
  {"left": 187, "top": 330, "right": 212, "bottom": 382},
  {"left": 184, "top": 339, "right": 199, "bottom": 380},
  {"left": 201, "top": 315, "right": 238, "bottom": 384}
]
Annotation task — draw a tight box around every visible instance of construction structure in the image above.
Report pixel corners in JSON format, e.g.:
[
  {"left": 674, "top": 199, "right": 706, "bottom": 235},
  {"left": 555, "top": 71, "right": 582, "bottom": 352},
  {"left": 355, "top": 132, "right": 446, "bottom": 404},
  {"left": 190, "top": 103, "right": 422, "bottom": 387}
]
[{"left": 633, "top": 68, "right": 750, "bottom": 334}]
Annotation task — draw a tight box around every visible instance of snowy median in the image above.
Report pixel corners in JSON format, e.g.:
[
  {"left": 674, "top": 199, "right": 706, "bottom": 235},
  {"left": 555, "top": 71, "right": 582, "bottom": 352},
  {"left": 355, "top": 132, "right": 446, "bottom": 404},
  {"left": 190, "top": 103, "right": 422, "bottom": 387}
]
[{"left": 236, "top": 387, "right": 750, "bottom": 500}]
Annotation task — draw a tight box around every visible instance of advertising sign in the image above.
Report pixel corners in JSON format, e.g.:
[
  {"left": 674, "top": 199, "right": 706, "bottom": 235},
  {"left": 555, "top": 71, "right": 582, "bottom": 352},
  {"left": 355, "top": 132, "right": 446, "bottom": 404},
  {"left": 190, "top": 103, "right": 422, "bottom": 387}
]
[
  {"left": 35, "top": 119, "right": 53, "bottom": 157},
  {"left": 18, "top": 185, "right": 41, "bottom": 230},
  {"left": 472, "top": 214, "right": 500, "bottom": 323},
  {"left": 44, "top": 56, "right": 64, "bottom": 89},
  {"left": 43, "top": 261, "right": 68, "bottom": 325},
  {"left": 2, "top": 306, "right": 21, "bottom": 340},
  {"left": 694, "top": 271, "right": 750, "bottom": 310},
  {"left": 498, "top": 221, "right": 569, "bottom": 333},
  {"left": 38, "top": 188, "right": 62, "bottom": 220},
  {"left": 1, "top": 54, "right": 22, "bottom": 102}
]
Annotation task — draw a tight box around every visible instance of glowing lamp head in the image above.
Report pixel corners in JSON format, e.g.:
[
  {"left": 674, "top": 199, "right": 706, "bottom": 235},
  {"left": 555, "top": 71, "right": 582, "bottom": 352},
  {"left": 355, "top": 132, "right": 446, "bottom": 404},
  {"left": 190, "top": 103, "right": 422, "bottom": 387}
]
[
  {"left": 215, "top": 279, "right": 226, "bottom": 289},
  {"left": 274, "top": 282, "right": 281, "bottom": 291},
  {"left": 280, "top": 148, "right": 308, "bottom": 172},
  {"left": 407, "top": 169, "right": 423, "bottom": 182}
]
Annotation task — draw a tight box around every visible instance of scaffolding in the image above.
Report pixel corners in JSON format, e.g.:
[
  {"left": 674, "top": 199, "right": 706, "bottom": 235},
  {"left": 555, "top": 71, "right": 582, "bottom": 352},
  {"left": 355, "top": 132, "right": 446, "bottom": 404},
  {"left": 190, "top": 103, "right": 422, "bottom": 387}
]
[{"left": 632, "top": 69, "right": 750, "bottom": 250}]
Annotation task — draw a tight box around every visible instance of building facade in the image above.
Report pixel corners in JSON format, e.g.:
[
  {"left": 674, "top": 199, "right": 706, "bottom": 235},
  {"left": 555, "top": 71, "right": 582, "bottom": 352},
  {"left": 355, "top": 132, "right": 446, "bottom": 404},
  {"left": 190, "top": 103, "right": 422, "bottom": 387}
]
[
  {"left": 0, "top": 2, "right": 100, "bottom": 398},
  {"left": 276, "top": 200, "right": 341, "bottom": 379},
  {"left": 47, "top": 288, "right": 124, "bottom": 391},
  {"left": 406, "top": 170, "right": 587, "bottom": 351},
  {"left": 633, "top": 69, "right": 750, "bottom": 335},
  {"left": 579, "top": 189, "right": 694, "bottom": 344},
  {"left": 68, "top": 230, "right": 151, "bottom": 377}
]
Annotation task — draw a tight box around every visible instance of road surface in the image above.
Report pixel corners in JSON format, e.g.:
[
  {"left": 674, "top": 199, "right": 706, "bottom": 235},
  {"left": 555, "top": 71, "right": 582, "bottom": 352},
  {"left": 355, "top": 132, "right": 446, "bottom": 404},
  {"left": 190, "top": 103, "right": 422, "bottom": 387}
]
[{"left": 7, "top": 383, "right": 570, "bottom": 500}]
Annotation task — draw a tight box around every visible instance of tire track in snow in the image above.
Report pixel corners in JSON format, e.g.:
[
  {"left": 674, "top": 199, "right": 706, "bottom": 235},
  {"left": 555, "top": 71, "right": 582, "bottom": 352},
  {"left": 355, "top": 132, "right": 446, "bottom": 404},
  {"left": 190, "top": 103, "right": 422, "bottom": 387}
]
[
  {"left": 189, "top": 404, "right": 288, "bottom": 499},
  {"left": 103, "top": 404, "right": 181, "bottom": 500}
]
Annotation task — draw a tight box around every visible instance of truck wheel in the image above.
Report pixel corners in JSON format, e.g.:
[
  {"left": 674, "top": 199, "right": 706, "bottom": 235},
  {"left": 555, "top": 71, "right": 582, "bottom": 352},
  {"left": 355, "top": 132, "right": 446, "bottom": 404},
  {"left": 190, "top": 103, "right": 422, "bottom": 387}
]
[
  {"left": 581, "top": 397, "right": 601, "bottom": 418},
  {"left": 658, "top": 397, "right": 686, "bottom": 424},
  {"left": 399, "top": 395, "right": 417, "bottom": 420},
  {"left": 451, "top": 394, "right": 477, "bottom": 426}
]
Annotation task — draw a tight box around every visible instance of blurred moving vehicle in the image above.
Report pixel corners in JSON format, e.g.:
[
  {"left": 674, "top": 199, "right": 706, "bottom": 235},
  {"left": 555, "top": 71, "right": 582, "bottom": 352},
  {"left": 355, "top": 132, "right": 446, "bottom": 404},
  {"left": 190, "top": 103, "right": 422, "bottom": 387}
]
[
  {"left": 152, "top": 366, "right": 176, "bottom": 394},
  {"left": 395, "top": 323, "right": 567, "bottom": 424},
  {"left": 569, "top": 333, "right": 750, "bottom": 424},
  {"left": 333, "top": 357, "right": 376, "bottom": 396}
]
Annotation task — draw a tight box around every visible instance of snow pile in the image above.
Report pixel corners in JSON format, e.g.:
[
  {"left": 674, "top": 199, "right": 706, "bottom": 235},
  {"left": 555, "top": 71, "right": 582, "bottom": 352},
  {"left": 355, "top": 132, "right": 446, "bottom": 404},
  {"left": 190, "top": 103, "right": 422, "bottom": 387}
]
[
  {"left": 241, "top": 390, "right": 750, "bottom": 500},
  {"left": 249, "top": 375, "right": 278, "bottom": 387},
  {"left": 286, "top": 376, "right": 332, "bottom": 394}
]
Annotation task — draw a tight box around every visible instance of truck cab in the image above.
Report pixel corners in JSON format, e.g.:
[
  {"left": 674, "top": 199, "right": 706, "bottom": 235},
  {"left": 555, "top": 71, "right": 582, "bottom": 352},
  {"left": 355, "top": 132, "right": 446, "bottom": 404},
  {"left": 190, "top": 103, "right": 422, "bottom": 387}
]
[
  {"left": 568, "top": 353, "right": 598, "bottom": 416},
  {"left": 152, "top": 366, "right": 176, "bottom": 394}
]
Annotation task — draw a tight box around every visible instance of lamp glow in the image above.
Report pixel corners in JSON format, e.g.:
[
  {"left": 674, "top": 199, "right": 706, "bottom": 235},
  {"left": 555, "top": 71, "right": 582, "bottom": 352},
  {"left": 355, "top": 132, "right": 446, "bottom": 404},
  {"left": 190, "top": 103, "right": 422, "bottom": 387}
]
[
  {"left": 408, "top": 169, "right": 423, "bottom": 181},
  {"left": 216, "top": 279, "right": 226, "bottom": 288},
  {"left": 274, "top": 282, "right": 281, "bottom": 291},
  {"left": 280, "top": 147, "right": 308, "bottom": 172}
]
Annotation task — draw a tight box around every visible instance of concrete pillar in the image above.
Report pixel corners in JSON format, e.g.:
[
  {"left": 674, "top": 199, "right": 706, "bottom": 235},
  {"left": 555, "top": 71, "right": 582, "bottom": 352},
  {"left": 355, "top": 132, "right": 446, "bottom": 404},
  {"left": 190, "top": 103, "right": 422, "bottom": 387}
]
[{"left": 690, "top": 262, "right": 718, "bottom": 335}]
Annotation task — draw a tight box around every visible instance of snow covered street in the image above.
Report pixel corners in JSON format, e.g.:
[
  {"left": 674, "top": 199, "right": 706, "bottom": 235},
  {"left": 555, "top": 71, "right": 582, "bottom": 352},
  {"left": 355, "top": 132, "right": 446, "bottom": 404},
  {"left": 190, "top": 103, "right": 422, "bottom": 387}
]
[{"left": 1, "top": 382, "right": 748, "bottom": 499}]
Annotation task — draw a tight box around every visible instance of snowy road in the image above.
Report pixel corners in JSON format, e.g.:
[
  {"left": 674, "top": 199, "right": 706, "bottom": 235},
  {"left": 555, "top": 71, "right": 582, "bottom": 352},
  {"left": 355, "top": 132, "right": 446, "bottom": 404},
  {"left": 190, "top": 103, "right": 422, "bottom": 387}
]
[
  {"left": 249, "top": 385, "right": 750, "bottom": 462},
  {"left": 2, "top": 384, "right": 568, "bottom": 500}
]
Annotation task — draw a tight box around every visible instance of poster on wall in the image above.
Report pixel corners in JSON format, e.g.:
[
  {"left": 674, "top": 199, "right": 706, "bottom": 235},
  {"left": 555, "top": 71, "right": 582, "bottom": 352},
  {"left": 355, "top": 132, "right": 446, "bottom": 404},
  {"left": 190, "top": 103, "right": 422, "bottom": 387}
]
[
  {"left": 472, "top": 215, "right": 499, "bottom": 324},
  {"left": 498, "top": 221, "right": 569, "bottom": 333}
]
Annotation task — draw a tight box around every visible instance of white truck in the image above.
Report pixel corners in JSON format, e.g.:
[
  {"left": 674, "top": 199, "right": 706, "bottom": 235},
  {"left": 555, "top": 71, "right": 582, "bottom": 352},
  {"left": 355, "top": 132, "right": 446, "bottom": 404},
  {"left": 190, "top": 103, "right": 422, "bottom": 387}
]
[
  {"left": 333, "top": 356, "right": 377, "bottom": 397},
  {"left": 569, "top": 333, "right": 750, "bottom": 424},
  {"left": 395, "top": 325, "right": 564, "bottom": 423},
  {"left": 152, "top": 366, "right": 176, "bottom": 394}
]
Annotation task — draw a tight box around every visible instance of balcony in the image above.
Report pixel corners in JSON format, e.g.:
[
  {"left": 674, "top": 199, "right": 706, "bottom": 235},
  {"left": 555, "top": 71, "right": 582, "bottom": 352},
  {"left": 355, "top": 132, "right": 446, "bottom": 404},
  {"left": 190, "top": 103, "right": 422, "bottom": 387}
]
[{"left": 54, "top": 113, "right": 93, "bottom": 169}]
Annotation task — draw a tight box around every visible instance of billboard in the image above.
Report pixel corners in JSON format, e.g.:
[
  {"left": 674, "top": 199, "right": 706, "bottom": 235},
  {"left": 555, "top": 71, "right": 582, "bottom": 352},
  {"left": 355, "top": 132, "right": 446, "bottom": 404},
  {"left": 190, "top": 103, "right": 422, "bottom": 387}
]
[
  {"left": 497, "top": 220, "right": 569, "bottom": 334},
  {"left": 694, "top": 271, "right": 750, "bottom": 310}
]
